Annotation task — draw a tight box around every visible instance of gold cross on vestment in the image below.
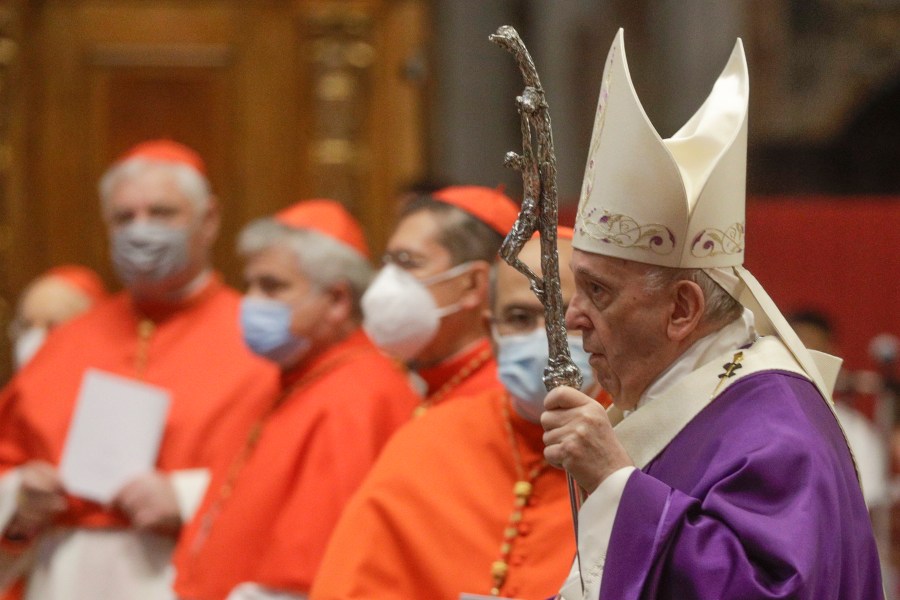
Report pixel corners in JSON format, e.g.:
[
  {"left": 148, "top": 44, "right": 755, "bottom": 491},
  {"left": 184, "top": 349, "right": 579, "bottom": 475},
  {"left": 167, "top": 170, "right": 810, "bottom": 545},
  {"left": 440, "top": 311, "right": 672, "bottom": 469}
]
[
  {"left": 718, "top": 351, "right": 744, "bottom": 380},
  {"left": 711, "top": 351, "right": 745, "bottom": 398}
]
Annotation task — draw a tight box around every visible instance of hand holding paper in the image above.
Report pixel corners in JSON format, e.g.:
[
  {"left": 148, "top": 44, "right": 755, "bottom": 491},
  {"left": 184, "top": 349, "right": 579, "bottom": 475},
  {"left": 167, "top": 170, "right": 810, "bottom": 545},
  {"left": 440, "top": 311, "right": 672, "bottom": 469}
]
[
  {"left": 8, "top": 460, "right": 67, "bottom": 539},
  {"left": 114, "top": 471, "right": 181, "bottom": 534},
  {"left": 59, "top": 369, "right": 171, "bottom": 505}
]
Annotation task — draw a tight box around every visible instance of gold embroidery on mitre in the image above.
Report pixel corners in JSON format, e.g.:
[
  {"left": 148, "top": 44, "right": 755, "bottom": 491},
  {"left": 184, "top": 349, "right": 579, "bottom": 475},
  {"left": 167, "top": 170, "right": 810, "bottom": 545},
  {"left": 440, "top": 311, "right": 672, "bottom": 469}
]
[
  {"left": 576, "top": 206, "right": 676, "bottom": 255},
  {"left": 691, "top": 222, "right": 745, "bottom": 258}
]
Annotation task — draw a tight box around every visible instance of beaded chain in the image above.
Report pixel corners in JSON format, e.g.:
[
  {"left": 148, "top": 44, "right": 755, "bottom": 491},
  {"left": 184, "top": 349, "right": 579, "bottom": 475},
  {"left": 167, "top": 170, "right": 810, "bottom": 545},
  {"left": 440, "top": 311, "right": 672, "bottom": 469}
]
[
  {"left": 134, "top": 319, "right": 155, "bottom": 379},
  {"left": 413, "top": 346, "right": 493, "bottom": 417},
  {"left": 490, "top": 396, "right": 549, "bottom": 596}
]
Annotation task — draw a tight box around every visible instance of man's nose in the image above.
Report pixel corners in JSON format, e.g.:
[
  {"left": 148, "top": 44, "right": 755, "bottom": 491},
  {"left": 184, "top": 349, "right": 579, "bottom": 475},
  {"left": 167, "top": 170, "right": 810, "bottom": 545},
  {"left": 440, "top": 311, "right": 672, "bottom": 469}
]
[
  {"left": 132, "top": 209, "right": 155, "bottom": 223},
  {"left": 565, "top": 292, "right": 588, "bottom": 331}
]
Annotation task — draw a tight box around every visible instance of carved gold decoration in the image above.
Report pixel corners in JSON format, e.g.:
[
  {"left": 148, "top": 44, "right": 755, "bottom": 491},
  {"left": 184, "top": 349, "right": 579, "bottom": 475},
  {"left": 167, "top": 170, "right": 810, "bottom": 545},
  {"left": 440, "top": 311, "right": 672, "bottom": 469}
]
[
  {"left": 313, "top": 138, "right": 356, "bottom": 166},
  {"left": 0, "top": 38, "right": 17, "bottom": 67},
  {"left": 301, "top": 4, "right": 375, "bottom": 206}
]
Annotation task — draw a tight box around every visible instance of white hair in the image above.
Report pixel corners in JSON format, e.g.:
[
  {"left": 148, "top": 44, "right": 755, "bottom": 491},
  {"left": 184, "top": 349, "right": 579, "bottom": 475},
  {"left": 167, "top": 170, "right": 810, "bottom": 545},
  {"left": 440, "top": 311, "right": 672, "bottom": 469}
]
[
  {"left": 238, "top": 219, "right": 373, "bottom": 318},
  {"left": 643, "top": 265, "right": 743, "bottom": 327},
  {"left": 98, "top": 157, "right": 211, "bottom": 217}
]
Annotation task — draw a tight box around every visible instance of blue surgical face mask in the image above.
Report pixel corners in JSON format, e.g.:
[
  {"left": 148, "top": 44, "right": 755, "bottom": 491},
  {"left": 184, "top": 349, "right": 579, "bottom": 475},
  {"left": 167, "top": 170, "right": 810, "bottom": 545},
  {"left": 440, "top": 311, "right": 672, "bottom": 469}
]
[
  {"left": 494, "top": 327, "right": 595, "bottom": 424},
  {"left": 239, "top": 296, "right": 311, "bottom": 367}
]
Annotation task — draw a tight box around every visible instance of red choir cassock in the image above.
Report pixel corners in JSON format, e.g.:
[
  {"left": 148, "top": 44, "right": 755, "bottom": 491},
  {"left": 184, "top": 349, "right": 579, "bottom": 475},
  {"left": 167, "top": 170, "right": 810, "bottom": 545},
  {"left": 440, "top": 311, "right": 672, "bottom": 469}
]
[
  {"left": 0, "top": 275, "right": 280, "bottom": 598},
  {"left": 310, "top": 388, "right": 606, "bottom": 600},
  {"left": 173, "top": 329, "right": 420, "bottom": 599}
]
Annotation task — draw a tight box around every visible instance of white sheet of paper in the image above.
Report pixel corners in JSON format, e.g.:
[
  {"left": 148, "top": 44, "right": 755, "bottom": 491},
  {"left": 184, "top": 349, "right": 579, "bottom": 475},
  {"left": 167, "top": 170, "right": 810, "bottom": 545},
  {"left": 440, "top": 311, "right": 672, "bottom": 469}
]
[{"left": 59, "top": 368, "right": 171, "bottom": 504}]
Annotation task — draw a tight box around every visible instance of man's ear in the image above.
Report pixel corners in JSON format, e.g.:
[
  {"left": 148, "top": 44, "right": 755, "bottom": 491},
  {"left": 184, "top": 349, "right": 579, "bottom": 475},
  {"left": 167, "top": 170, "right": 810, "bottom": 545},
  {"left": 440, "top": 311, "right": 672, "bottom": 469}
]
[
  {"left": 481, "top": 306, "right": 493, "bottom": 333},
  {"left": 667, "top": 279, "right": 705, "bottom": 342},
  {"left": 458, "top": 261, "right": 491, "bottom": 310},
  {"left": 323, "top": 282, "right": 354, "bottom": 323}
]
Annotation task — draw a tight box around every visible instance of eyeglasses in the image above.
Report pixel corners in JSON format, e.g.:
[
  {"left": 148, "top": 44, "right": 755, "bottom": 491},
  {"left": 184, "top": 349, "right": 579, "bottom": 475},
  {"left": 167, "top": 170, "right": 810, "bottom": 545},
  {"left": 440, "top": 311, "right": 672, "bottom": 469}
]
[
  {"left": 492, "top": 307, "right": 546, "bottom": 336},
  {"left": 492, "top": 306, "right": 580, "bottom": 338},
  {"left": 381, "top": 250, "right": 428, "bottom": 271}
]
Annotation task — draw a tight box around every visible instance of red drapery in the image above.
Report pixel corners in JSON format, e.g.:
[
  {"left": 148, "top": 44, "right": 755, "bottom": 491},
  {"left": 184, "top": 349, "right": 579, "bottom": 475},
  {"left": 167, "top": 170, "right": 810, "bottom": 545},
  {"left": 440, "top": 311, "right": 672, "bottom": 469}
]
[{"left": 745, "top": 196, "right": 900, "bottom": 372}]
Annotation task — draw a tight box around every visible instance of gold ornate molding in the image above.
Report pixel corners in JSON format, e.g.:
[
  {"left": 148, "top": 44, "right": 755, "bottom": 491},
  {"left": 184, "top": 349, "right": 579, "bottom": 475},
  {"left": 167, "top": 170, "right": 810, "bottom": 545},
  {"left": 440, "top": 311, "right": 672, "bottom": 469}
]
[{"left": 298, "top": 3, "right": 376, "bottom": 209}]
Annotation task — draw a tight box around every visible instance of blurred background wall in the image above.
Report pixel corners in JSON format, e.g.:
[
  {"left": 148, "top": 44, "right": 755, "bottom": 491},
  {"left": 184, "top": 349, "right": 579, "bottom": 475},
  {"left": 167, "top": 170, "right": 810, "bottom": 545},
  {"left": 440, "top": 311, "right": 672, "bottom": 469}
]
[{"left": 0, "top": 0, "right": 896, "bottom": 376}]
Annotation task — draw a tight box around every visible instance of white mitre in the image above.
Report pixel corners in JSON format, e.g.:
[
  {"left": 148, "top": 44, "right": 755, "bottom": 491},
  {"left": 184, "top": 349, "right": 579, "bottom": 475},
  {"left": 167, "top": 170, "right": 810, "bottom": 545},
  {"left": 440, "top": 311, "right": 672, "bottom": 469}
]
[{"left": 574, "top": 29, "right": 842, "bottom": 402}]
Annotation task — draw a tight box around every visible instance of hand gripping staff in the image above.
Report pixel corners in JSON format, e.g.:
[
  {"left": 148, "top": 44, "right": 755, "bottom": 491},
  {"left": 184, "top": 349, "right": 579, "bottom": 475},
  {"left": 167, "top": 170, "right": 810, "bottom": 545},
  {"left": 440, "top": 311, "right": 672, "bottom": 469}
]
[{"left": 490, "top": 25, "right": 586, "bottom": 596}]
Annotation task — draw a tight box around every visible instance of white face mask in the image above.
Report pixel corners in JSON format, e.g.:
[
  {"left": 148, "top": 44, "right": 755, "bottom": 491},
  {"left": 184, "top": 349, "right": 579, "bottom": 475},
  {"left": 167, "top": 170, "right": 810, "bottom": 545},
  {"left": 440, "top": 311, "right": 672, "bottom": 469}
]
[
  {"left": 494, "top": 326, "right": 595, "bottom": 424},
  {"left": 361, "top": 262, "right": 471, "bottom": 362},
  {"left": 14, "top": 327, "right": 48, "bottom": 370}
]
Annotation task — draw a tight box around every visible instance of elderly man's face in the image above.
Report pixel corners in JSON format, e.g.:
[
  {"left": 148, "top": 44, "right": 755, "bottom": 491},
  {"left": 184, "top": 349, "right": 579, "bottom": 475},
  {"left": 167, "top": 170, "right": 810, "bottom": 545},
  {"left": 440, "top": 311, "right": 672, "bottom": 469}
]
[
  {"left": 243, "top": 244, "right": 329, "bottom": 344},
  {"left": 105, "top": 165, "right": 218, "bottom": 294},
  {"left": 565, "top": 249, "right": 674, "bottom": 409}
]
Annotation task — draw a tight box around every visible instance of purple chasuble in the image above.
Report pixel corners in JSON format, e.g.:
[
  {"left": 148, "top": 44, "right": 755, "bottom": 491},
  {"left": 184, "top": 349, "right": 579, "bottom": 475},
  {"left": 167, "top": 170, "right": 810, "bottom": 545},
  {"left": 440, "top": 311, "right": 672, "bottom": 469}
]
[{"left": 600, "top": 370, "right": 883, "bottom": 599}]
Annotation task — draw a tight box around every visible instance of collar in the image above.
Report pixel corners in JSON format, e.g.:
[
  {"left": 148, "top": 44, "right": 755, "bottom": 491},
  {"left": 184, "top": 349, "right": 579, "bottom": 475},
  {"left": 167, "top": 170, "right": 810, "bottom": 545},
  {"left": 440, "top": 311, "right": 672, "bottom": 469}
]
[
  {"left": 281, "top": 328, "right": 369, "bottom": 389},
  {"left": 635, "top": 308, "right": 756, "bottom": 411},
  {"left": 612, "top": 335, "right": 808, "bottom": 469},
  {"left": 417, "top": 337, "right": 493, "bottom": 395},
  {"left": 128, "top": 270, "right": 219, "bottom": 322}
]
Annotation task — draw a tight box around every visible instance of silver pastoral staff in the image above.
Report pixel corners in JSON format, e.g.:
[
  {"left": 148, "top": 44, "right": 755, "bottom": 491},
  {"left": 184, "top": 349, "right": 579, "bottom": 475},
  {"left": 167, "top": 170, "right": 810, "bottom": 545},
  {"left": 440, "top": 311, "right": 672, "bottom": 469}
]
[
  {"left": 489, "top": 25, "right": 582, "bottom": 393},
  {"left": 490, "top": 24, "right": 586, "bottom": 593}
]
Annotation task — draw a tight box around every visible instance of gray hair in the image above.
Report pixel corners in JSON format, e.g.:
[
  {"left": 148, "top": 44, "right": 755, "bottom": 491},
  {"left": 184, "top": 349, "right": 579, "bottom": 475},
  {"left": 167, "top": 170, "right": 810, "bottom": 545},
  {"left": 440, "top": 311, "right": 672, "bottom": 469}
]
[
  {"left": 643, "top": 265, "right": 743, "bottom": 327},
  {"left": 400, "top": 195, "right": 504, "bottom": 266},
  {"left": 98, "top": 157, "right": 211, "bottom": 218},
  {"left": 237, "top": 219, "right": 373, "bottom": 319}
]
